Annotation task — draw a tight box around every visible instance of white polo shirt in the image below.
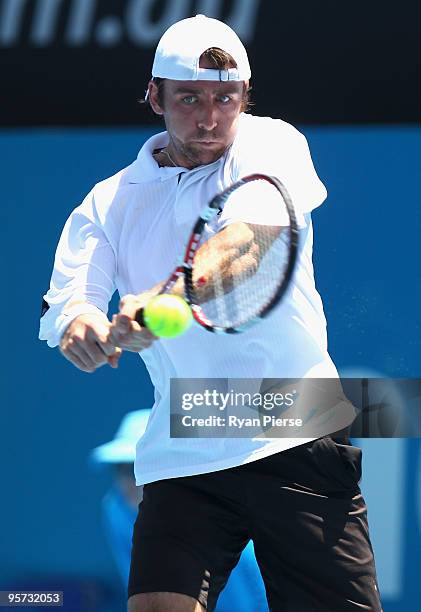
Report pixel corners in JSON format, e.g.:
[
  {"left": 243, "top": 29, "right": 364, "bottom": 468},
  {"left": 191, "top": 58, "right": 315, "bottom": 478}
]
[{"left": 40, "top": 113, "right": 343, "bottom": 485}]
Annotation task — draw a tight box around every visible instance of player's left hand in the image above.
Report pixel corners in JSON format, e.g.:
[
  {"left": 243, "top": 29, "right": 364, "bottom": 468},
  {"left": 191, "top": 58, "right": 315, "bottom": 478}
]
[{"left": 109, "top": 293, "right": 158, "bottom": 352}]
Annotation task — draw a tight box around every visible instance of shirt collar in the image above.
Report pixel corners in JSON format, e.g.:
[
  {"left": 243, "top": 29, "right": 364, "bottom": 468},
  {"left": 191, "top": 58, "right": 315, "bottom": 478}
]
[
  {"left": 125, "top": 130, "right": 183, "bottom": 183},
  {"left": 126, "top": 127, "right": 232, "bottom": 184}
]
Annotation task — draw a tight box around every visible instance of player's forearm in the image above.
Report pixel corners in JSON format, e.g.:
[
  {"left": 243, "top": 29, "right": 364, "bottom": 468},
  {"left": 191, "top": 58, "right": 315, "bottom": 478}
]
[
  {"left": 174, "top": 221, "right": 259, "bottom": 303},
  {"left": 178, "top": 222, "right": 283, "bottom": 303},
  {"left": 39, "top": 297, "right": 109, "bottom": 348},
  {"left": 137, "top": 222, "right": 279, "bottom": 307}
]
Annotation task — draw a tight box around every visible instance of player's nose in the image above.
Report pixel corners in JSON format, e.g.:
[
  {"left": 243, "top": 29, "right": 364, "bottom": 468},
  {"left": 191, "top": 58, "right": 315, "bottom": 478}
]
[{"left": 197, "top": 102, "right": 218, "bottom": 131}]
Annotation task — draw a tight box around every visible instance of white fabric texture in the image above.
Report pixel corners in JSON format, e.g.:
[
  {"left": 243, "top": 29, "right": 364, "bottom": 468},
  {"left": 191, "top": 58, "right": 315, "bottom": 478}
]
[
  {"left": 40, "top": 113, "right": 340, "bottom": 485},
  {"left": 151, "top": 14, "right": 251, "bottom": 82}
]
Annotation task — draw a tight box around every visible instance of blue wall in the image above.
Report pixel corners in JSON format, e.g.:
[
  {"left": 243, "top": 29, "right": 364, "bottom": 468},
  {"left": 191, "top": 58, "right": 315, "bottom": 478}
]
[{"left": 1, "top": 126, "right": 420, "bottom": 610}]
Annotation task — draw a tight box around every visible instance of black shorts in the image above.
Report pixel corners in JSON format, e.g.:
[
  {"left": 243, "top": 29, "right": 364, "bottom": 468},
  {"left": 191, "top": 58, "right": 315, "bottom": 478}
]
[{"left": 128, "top": 437, "right": 382, "bottom": 611}]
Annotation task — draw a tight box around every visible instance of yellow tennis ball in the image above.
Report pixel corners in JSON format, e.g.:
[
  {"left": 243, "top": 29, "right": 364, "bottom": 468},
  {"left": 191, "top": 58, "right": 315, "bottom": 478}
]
[{"left": 143, "top": 295, "right": 193, "bottom": 338}]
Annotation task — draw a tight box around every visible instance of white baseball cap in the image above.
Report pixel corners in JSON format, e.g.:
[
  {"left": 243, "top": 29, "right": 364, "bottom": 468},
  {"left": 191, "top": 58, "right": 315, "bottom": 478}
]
[
  {"left": 151, "top": 14, "right": 251, "bottom": 83},
  {"left": 90, "top": 409, "right": 151, "bottom": 464}
]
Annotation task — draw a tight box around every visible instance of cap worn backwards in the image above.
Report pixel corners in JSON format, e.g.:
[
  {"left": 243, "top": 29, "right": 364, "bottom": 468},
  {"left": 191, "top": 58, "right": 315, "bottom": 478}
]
[{"left": 151, "top": 14, "right": 251, "bottom": 83}]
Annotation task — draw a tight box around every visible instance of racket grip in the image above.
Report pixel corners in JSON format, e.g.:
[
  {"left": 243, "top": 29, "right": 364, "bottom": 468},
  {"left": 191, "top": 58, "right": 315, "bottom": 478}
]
[{"left": 134, "top": 308, "right": 145, "bottom": 327}]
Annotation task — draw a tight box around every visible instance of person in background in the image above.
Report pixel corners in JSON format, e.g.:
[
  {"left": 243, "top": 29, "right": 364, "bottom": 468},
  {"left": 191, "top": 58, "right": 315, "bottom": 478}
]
[
  {"left": 90, "top": 410, "right": 149, "bottom": 586},
  {"left": 90, "top": 410, "right": 268, "bottom": 611}
]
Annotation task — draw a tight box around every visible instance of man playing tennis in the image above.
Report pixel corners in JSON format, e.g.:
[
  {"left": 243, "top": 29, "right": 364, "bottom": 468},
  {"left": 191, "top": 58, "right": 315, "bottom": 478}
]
[{"left": 40, "top": 15, "right": 382, "bottom": 612}]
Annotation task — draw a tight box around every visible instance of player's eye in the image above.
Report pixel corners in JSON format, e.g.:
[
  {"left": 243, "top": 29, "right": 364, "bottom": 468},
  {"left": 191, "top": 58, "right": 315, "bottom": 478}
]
[
  {"left": 182, "top": 95, "right": 198, "bottom": 104},
  {"left": 218, "top": 94, "right": 231, "bottom": 103}
]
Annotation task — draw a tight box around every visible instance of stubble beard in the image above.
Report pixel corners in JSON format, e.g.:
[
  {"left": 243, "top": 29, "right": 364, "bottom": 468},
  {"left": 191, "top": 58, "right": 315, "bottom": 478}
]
[
  {"left": 168, "top": 130, "right": 229, "bottom": 168},
  {"left": 183, "top": 141, "right": 227, "bottom": 167}
]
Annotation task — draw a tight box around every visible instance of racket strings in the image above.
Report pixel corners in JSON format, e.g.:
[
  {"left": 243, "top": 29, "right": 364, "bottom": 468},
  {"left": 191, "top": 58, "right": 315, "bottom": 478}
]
[{"left": 195, "top": 224, "right": 292, "bottom": 329}]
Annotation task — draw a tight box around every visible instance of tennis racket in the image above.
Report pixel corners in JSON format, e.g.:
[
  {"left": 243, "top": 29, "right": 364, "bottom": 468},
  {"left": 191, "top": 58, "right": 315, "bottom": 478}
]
[{"left": 135, "top": 173, "right": 299, "bottom": 334}]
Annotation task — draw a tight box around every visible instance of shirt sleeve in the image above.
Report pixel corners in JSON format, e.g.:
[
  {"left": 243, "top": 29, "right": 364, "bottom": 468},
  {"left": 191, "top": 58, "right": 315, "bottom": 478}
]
[
  {"left": 217, "top": 179, "right": 292, "bottom": 230},
  {"left": 273, "top": 128, "right": 327, "bottom": 216},
  {"left": 39, "top": 190, "right": 116, "bottom": 348},
  {"left": 228, "top": 118, "right": 328, "bottom": 228}
]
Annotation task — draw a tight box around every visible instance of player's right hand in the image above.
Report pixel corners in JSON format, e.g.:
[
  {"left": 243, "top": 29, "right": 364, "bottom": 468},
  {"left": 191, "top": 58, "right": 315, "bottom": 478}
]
[
  {"left": 59, "top": 314, "right": 122, "bottom": 373},
  {"left": 109, "top": 293, "right": 158, "bottom": 353}
]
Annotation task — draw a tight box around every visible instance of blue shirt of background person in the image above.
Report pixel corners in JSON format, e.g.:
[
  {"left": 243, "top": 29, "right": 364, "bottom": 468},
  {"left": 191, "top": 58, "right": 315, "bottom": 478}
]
[{"left": 91, "top": 410, "right": 268, "bottom": 611}]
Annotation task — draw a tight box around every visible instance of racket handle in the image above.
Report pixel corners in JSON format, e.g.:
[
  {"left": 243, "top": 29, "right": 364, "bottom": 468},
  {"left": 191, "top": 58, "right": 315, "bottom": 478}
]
[{"left": 134, "top": 308, "right": 145, "bottom": 327}]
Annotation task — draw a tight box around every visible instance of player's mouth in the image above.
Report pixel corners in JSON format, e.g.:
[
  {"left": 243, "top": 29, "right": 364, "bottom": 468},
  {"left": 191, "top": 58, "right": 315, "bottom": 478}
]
[{"left": 193, "top": 141, "right": 220, "bottom": 148}]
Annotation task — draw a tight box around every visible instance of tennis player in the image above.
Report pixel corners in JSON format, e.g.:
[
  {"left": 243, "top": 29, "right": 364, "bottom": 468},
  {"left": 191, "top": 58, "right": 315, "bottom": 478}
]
[{"left": 40, "top": 15, "right": 382, "bottom": 612}]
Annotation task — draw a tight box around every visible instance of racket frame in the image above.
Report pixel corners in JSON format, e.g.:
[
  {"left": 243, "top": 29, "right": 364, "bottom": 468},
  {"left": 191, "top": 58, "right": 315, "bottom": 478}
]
[
  {"left": 136, "top": 174, "right": 299, "bottom": 334},
  {"left": 183, "top": 173, "right": 299, "bottom": 333}
]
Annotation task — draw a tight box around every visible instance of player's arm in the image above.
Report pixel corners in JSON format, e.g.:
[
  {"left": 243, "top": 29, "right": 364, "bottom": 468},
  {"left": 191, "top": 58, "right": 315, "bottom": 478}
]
[
  {"left": 109, "top": 221, "right": 278, "bottom": 350},
  {"left": 58, "top": 300, "right": 157, "bottom": 371},
  {"left": 188, "top": 221, "right": 281, "bottom": 303},
  {"left": 39, "top": 191, "right": 158, "bottom": 369},
  {"left": 59, "top": 307, "right": 121, "bottom": 373},
  {"left": 162, "top": 220, "right": 278, "bottom": 301},
  {"left": 39, "top": 207, "right": 123, "bottom": 371},
  {"left": 181, "top": 175, "right": 289, "bottom": 303}
]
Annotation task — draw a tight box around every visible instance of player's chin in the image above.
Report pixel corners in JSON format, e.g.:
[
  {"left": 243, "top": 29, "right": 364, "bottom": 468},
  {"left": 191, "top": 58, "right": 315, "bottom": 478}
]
[{"left": 189, "top": 142, "right": 226, "bottom": 165}]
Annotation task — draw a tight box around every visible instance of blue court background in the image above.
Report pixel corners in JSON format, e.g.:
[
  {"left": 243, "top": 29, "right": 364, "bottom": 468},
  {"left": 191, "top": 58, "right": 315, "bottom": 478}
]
[{"left": 0, "top": 126, "right": 420, "bottom": 611}]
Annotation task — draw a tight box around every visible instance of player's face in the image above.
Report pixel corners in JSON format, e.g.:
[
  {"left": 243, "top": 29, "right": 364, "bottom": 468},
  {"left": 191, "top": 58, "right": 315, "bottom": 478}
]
[{"left": 148, "top": 78, "right": 246, "bottom": 169}]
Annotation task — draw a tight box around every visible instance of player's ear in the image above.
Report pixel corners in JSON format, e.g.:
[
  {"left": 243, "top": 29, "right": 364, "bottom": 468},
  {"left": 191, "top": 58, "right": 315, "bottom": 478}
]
[{"left": 148, "top": 81, "right": 164, "bottom": 116}]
